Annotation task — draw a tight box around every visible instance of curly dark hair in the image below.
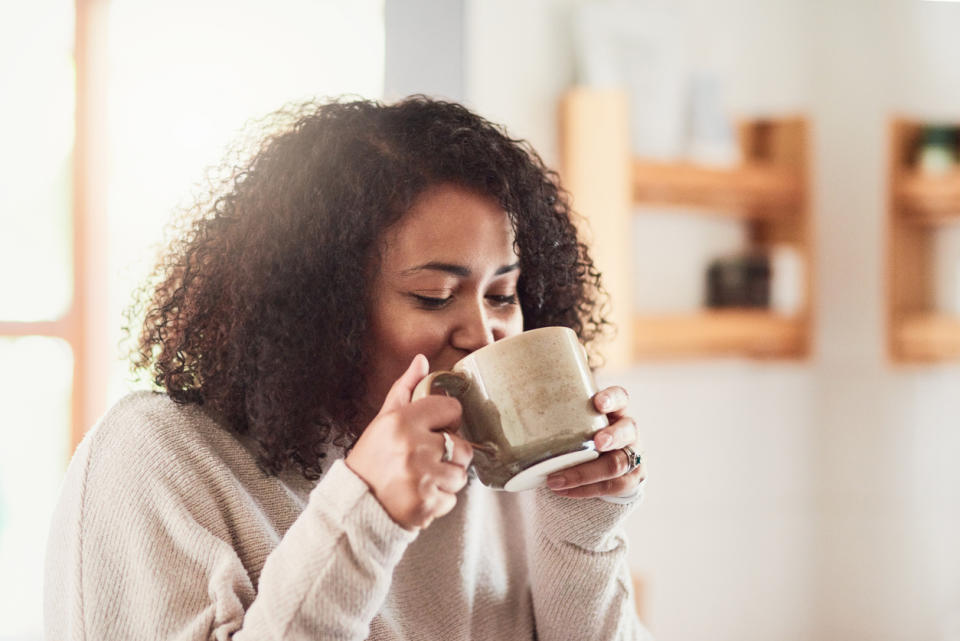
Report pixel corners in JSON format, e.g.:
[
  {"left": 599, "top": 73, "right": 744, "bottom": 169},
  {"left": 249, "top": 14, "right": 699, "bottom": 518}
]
[{"left": 130, "top": 95, "right": 611, "bottom": 479}]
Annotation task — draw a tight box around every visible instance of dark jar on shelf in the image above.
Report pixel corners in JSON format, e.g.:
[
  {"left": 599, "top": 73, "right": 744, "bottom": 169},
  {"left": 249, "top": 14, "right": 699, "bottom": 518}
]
[{"left": 706, "top": 253, "right": 771, "bottom": 308}]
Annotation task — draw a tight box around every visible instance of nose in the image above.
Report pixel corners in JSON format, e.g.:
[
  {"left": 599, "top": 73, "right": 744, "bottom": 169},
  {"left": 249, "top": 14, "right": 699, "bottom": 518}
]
[{"left": 451, "top": 297, "right": 499, "bottom": 353}]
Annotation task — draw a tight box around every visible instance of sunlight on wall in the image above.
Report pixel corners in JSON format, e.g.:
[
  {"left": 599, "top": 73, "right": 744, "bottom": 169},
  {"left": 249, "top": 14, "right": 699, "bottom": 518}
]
[{"left": 104, "top": 0, "right": 384, "bottom": 402}]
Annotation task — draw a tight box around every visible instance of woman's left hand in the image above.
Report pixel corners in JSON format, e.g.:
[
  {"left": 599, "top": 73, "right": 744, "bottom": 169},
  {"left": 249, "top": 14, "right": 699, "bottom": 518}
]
[{"left": 545, "top": 385, "right": 645, "bottom": 499}]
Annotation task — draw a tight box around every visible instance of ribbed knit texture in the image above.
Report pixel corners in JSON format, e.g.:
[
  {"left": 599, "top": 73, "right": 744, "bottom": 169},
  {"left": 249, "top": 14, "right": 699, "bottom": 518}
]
[{"left": 44, "top": 391, "right": 651, "bottom": 640}]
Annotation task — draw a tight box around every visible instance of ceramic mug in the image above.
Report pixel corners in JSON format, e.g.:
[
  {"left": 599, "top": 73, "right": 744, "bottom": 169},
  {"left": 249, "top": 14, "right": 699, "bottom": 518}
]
[{"left": 411, "top": 326, "right": 609, "bottom": 491}]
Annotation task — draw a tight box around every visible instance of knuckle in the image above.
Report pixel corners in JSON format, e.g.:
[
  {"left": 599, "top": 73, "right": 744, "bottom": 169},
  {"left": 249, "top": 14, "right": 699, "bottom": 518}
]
[
  {"left": 605, "top": 452, "right": 626, "bottom": 476},
  {"left": 418, "top": 494, "right": 437, "bottom": 518},
  {"left": 412, "top": 443, "right": 434, "bottom": 464},
  {"left": 458, "top": 450, "right": 474, "bottom": 469},
  {"left": 434, "top": 395, "right": 463, "bottom": 415},
  {"left": 417, "top": 473, "right": 436, "bottom": 497},
  {"left": 614, "top": 417, "right": 637, "bottom": 440},
  {"left": 446, "top": 465, "right": 468, "bottom": 487},
  {"left": 413, "top": 442, "right": 430, "bottom": 456}
]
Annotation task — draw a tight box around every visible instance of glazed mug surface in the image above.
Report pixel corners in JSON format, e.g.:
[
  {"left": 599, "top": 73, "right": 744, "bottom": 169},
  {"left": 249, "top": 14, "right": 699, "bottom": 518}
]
[{"left": 412, "top": 326, "right": 608, "bottom": 491}]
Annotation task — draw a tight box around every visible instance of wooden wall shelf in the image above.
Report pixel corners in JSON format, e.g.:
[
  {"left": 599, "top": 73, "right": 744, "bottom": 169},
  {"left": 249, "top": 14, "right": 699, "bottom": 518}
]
[
  {"left": 895, "top": 170, "right": 960, "bottom": 224},
  {"left": 888, "top": 118, "right": 960, "bottom": 362},
  {"left": 895, "top": 313, "right": 960, "bottom": 361},
  {"left": 633, "top": 311, "right": 806, "bottom": 359},
  {"left": 559, "top": 87, "right": 813, "bottom": 367},
  {"left": 632, "top": 161, "right": 802, "bottom": 218}
]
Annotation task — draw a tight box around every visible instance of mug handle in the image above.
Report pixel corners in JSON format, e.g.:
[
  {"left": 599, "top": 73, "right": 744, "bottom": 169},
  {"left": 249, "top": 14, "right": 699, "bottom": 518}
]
[
  {"left": 410, "top": 371, "right": 497, "bottom": 455},
  {"left": 411, "top": 370, "right": 470, "bottom": 401}
]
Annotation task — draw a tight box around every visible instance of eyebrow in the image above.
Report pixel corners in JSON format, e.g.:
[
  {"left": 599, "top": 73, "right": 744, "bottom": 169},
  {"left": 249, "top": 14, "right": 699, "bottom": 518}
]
[{"left": 401, "top": 261, "right": 520, "bottom": 277}]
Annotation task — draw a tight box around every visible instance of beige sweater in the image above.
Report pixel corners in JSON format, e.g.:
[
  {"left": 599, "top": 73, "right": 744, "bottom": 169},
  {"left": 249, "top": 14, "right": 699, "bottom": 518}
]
[{"left": 44, "top": 391, "right": 649, "bottom": 640}]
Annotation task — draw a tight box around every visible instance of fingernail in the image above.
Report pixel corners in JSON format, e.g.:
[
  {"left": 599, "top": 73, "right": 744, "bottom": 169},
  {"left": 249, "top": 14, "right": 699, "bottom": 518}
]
[
  {"left": 596, "top": 433, "right": 613, "bottom": 451},
  {"left": 547, "top": 474, "right": 566, "bottom": 489},
  {"left": 598, "top": 394, "right": 612, "bottom": 412},
  {"left": 410, "top": 354, "right": 427, "bottom": 374}
]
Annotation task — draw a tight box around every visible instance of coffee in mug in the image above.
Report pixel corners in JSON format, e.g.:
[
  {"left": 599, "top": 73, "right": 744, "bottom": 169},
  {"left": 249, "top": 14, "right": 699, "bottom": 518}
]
[{"left": 412, "top": 326, "right": 608, "bottom": 491}]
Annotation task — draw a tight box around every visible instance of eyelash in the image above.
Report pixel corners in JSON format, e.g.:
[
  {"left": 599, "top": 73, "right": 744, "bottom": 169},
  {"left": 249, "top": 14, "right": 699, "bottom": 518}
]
[
  {"left": 488, "top": 294, "right": 519, "bottom": 307},
  {"left": 412, "top": 293, "right": 518, "bottom": 310}
]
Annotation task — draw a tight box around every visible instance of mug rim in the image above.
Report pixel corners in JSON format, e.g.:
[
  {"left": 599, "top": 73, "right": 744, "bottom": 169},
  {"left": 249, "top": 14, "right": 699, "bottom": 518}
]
[{"left": 455, "top": 325, "right": 577, "bottom": 365}]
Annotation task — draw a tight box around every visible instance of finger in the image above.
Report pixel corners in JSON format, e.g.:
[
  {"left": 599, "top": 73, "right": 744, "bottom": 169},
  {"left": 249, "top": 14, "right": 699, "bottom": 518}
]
[
  {"left": 592, "top": 415, "right": 638, "bottom": 453},
  {"left": 432, "top": 430, "right": 474, "bottom": 469},
  {"left": 593, "top": 385, "right": 629, "bottom": 418},
  {"left": 379, "top": 354, "right": 430, "bottom": 414},
  {"left": 546, "top": 446, "right": 642, "bottom": 490},
  {"left": 415, "top": 477, "right": 459, "bottom": 521},
  {"left": 402, "top": 394, "right": 463, "bottom": 434},
  {"left": 431, "top": 461, "right": 470, "bottom": 494},
  {"left": 427, "top": 488, "right": 458, "bottom": 524},
  {"left": 410, "top": 431, "right": 473, "bottom": 474},
  {"left": 551, "top": 466, "right": 645, "bottom": 499}
]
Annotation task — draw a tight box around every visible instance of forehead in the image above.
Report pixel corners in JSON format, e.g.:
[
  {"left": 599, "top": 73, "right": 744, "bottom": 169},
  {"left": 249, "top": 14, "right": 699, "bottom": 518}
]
[{"left": 381, "top": 184, "right": 518, "bottom": 269}]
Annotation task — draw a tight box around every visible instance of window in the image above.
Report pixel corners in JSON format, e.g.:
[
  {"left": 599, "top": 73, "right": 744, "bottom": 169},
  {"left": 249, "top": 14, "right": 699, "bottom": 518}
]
[
  {"left": 0, "top": 3, "right": 76, "bottom": 638},
  {"left": 0, "top": 2, "right": 383, "bottom": 637}
]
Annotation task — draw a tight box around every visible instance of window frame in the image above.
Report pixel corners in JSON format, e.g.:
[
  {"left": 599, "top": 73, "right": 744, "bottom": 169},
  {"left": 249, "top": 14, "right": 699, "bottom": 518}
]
[{"left": 0, "top": 0, "right": 110, "bottom": 456}]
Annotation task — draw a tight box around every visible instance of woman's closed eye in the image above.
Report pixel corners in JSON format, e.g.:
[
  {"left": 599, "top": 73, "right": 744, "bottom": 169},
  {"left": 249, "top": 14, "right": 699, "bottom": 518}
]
[
  {"left": 411, "top": 293, "right": 452, "bottom": 309},
  {"left": 409, "top": 292, "right": 518, "bottom": 310},
  {"left": 486, "top": 293, "right": 518, "bottom": 307}
]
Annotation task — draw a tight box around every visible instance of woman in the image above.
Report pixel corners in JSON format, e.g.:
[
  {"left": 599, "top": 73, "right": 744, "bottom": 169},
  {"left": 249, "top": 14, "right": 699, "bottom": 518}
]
[{"left": 45, "top": 96, "right": 650, "bottom": 640}]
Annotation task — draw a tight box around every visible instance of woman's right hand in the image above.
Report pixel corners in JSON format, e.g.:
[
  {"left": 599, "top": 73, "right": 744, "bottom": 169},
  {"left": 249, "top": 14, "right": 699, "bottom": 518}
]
[{"left": 345, "top": 355, "right": 473, "bottom": 531}]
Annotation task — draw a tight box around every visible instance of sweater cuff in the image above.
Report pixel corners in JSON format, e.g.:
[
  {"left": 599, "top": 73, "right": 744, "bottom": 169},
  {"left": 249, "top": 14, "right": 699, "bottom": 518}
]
[
  {"left": 532, "top": 485, "right": 638, "bottom": 551},
  {"left": 308, "top": 459, "right": 418, "bottom": 565},
  {"left": 599, "top": 477, "right": 647, "bottom": 505}
]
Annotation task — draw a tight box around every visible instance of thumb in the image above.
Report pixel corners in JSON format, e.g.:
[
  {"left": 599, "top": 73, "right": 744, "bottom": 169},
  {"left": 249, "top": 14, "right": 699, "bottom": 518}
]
[{"left": 378, "top": 354, "right": 429, "bottom": 414}]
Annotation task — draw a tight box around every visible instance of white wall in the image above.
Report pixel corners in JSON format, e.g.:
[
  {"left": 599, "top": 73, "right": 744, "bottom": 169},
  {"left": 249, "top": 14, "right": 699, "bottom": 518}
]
[
  {"left": 465, "top": 1, "right": 960, "bottom": 640},
  {"left": 609, "top": 363, "right": 815, "bottom": 641},
  {"left": 464, "top": 0, "right": 581, "bottom": 167},
  {"left": 810, "top": 2, "right": 960, "bottom": 640},
  {"left": 466, "top": 2, "right": 816, "bottom": 640},
  {"left": 384, "top": 0, "right": 465, "bottom": 102}
]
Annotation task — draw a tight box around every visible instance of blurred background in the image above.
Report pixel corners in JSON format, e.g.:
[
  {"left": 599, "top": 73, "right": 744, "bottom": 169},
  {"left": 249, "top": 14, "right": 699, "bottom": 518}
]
[{"left": 2, "top": 0, "right": 960, "bottom": 639}]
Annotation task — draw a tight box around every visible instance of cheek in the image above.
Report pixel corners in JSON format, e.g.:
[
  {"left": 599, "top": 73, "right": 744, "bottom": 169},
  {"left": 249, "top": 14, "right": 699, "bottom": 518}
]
[
  {"left": 506, "top": 307, "right": 524, "bottom": 337},
  {"left": 390, "top": 321, "right": 447, "bottom": 359},
  {"left": 371, "top": 316, "right": 449, "bottom": 372}
]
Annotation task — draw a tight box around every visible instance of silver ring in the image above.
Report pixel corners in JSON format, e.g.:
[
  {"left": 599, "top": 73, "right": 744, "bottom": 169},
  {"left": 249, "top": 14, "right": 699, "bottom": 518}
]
[
  {"left": 441, "top": 432, "right": 455, "bottom": 463},
  {"left": 622, "top": 445, "right": 643, "bottom": 472}
]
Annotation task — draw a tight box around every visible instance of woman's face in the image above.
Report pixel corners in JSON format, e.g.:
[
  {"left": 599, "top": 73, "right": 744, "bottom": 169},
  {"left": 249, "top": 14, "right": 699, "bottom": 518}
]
[{"left": 363, "top": 183, "right": 524, "bottom": 415}]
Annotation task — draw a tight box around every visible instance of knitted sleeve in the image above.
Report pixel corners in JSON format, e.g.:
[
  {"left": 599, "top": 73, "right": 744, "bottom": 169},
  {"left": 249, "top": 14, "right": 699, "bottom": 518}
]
[
  {"left": 523, "top": 488, "right": 653, "bottom": 641},
  {"left": 44, "top": 402, "right": 416, "bottom": 641},
  {"left": 238, "top": 460, "right": 417, "bottom": 639}
]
